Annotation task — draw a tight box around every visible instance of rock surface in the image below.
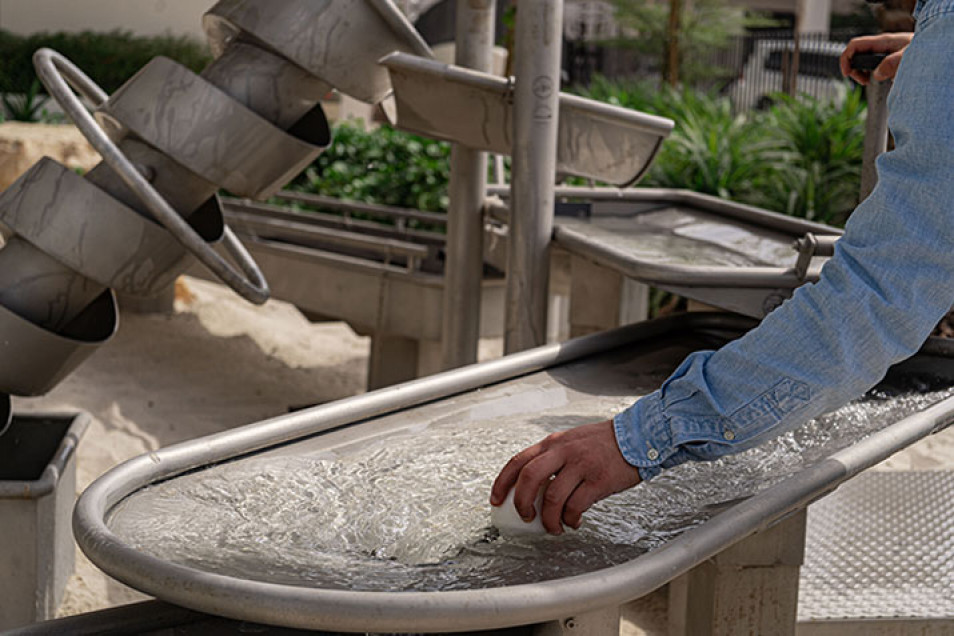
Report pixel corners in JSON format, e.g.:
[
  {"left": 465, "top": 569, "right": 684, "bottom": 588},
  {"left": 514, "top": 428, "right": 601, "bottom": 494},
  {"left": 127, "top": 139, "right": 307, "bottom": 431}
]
[{"left": 0, "top": 122, "right": 100, "bottom": 191}]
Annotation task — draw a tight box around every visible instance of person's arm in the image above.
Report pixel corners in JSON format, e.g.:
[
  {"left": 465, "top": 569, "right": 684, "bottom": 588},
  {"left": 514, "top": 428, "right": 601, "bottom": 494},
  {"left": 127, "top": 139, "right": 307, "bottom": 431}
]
[{"left": 493, "top": 7, "right": 954, "bottom": 535}]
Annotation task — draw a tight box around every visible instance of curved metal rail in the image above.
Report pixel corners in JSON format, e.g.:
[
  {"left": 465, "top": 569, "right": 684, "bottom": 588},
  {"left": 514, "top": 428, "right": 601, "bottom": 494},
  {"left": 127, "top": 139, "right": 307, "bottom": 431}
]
[
  {"left": 73, "top": 313, "right": 954, "bottom": 633},
  {"left": 33, "top": 49, "right": 270, "bottom": 305}
]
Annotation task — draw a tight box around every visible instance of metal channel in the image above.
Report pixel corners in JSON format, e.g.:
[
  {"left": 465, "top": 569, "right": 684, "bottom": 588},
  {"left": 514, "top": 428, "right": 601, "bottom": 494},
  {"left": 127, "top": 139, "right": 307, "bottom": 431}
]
[
  {"left": 226, "top": 209, "right": 430, "bottom": 265},
  {"left": 487, "top": 185, "right": 843, "bottom": 293},
  {"left": 274, "top": 191, "right": 448, "bottom": 228},
  {"left": 553, "top": 224, "right": 808, "bottom": 289},
  {"left": 222, "top": 198, "right": 446, "bottom": 252},
  {"left": 381, "top": 53, "right": 674, "bottom": 187},
  {"left": 0, "top": 412, "right": 90, "bottom": 499},
  {"left": 74, "top": 313, "right": 954, "bottom": 633},
  {"left": 488, "top": 185, "right": 844, "bottom": 238},
  {"left": 75, "top": 314, "right": 746, "bottom": 633}
]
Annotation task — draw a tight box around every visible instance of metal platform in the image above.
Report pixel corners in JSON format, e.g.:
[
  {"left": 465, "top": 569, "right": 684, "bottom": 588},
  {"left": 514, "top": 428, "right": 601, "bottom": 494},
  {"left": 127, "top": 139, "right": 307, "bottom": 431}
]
[
  {"left": 72, "top": 314, "right": 954, "bottom": 634},
  {"left": 799, "top": 470, "right": 954, "bottom": 632}
]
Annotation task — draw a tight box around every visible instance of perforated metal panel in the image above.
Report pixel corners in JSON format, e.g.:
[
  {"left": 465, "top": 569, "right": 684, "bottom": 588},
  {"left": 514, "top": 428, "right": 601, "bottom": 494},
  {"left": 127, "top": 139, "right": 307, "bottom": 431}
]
[{"left": 799, "top": 471, "right": 954, "bottom": 621}]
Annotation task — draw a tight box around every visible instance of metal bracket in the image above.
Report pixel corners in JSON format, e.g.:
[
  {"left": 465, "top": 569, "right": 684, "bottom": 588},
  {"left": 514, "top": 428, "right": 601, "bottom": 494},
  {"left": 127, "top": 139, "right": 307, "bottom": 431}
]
[{"left": 793, "top": 232, "right": 838, "bottom": 282}]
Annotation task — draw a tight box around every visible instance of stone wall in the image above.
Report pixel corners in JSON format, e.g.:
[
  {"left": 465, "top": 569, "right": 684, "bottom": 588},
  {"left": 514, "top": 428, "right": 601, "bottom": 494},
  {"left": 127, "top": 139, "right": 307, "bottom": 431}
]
[{"left": 0, "top": 123, "right": 100, "bottom": 191}]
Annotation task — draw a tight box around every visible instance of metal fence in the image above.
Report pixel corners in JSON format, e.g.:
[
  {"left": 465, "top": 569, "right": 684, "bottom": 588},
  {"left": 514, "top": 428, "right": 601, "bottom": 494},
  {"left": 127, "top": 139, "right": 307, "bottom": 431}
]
[{"left": 563, "top": 28, "right": 870, "bottom": 112}]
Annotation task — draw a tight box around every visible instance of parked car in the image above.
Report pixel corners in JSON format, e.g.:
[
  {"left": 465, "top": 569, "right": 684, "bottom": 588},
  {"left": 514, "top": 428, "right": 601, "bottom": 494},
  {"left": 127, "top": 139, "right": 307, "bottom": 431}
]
[{"left": 726, "top": 39, "right": 850, "bottom": 110}]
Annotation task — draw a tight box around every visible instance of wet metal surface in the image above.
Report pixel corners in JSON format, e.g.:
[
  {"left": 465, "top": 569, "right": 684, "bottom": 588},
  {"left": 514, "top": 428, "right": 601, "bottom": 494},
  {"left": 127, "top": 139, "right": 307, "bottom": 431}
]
[
  {"left": 74, "top": 315, "right": 954, "bottom": 632},
  {"left": 382, "top": 53, "right": 674, "bottom": 187}
]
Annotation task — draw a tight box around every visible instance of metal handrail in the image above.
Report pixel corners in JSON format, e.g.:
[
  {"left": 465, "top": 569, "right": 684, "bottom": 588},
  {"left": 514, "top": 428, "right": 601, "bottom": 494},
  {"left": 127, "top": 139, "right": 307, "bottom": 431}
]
[
  {"left": 223, "top": 198, "right": 446, "bottom": 245},
  {"left": 275, "top": 191, "right": 447, "bottom": 227},
  {"left": 226, "top": 210, "right": 430, "bottom": 271}
]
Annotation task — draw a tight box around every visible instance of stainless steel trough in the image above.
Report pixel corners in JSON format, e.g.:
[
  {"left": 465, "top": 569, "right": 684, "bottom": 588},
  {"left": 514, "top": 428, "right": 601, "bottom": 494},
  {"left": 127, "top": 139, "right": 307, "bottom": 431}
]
[
  {"left": 1, "top": 411, "right": 89, "bottom": 629},
  {"left": 381, "top": 53, "right": 674, "bottom": 187},
  {"left": 73, "top": 314, "right": 954, "bottom": 634},
  {"left": 487, "top": 185, "right": 844, "bottom": 320}
]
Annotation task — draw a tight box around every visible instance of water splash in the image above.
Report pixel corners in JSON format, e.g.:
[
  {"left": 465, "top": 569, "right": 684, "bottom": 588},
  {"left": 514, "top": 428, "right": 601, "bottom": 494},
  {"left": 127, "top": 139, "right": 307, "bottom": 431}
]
[{"left": 108, "top": 376, "right": 954, "bottom": 591}]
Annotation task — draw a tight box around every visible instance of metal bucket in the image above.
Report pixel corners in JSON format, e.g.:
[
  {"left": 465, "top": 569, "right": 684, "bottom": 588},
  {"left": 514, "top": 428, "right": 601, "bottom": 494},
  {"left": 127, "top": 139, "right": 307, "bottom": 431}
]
[
  {"left": 0, "top": 411, "right": 90, "bottom": 629},
  {"left": 0, "top": 290, "right": 118, "bottom": 397},
  {"left": 204, "top": 0, "right": 432, "bottom": 107}
]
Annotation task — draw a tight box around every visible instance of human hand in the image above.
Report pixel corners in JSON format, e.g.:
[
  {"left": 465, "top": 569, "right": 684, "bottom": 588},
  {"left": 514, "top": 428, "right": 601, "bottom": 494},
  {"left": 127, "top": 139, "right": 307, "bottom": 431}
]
[
  {"left": 840, "top": 32, "right": 914, "bottom": 85},
  {"left": 490, "top": 419, "right": 641, "bottom": 535}
]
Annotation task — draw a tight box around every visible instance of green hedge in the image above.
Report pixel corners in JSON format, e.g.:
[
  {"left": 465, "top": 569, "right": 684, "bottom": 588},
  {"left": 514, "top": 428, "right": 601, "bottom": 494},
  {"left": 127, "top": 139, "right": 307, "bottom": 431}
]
[
  {"left": 289, "top": 123, "right": 453, "bottom": 215},
  {"left": 574, "top": 76, "right": 866, "bottom": 226},
  {"left": 0, "top": 29, "right": 212, "bottom": 96}
]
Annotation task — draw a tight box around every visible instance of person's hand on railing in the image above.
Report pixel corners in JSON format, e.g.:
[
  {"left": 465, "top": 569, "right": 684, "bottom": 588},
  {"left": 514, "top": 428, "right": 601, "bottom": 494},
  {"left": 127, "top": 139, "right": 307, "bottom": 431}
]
[
  {"left": 840, "top": 32, "right": 914, "bottom": 85},
  {"left": 490, "top": 419, "right": 641, "bottom": 535}
]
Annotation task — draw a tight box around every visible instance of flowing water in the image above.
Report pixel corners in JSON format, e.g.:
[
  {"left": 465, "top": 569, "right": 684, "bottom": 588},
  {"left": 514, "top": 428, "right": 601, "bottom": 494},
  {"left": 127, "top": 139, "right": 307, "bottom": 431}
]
[{"left": 108, "top": 375, "right": 954, "bottom": 592}]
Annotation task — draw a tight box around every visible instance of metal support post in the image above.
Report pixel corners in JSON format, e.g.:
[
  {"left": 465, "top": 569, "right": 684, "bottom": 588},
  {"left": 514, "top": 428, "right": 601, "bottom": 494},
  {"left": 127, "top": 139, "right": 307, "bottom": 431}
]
[
  {"left": 668, "top": 509, "right": 807, "bottom": 636},
  {"left": 505, "top": 0, "right": 564, "bottom": 354},
  {"left": 860, "top": 79, "right": 892, "bottom": 202},
  {"left": 441, "top": 0, "right": 497, "bottom": 371}
]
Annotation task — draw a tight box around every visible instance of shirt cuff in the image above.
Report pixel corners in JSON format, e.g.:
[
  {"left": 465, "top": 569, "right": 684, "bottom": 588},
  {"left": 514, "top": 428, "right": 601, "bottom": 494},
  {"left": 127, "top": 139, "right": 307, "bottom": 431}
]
[{"left": 613, "top": 390, "right": 672, "bottom": 482}]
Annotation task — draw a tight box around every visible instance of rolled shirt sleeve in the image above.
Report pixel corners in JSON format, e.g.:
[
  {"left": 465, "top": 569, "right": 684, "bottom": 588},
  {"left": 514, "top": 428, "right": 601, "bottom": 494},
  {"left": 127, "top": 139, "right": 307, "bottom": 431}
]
[{"left": 615, "top": 6, "right": 954, "bottom": 481}]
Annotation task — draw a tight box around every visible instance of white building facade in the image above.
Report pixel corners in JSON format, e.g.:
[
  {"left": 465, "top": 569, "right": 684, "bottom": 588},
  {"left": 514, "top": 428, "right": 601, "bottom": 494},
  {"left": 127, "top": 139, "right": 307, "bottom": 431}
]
[{"left": 0, "top": 0, "right": 214, "bottom": 39}]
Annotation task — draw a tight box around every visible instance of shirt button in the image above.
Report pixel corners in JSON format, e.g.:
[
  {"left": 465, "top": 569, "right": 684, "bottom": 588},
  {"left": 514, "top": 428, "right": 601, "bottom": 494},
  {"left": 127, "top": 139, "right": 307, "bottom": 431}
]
[
  {"left": 647, "top": 448, "right": 659, "bottom": 461},
  {"left": 724, "top": 430, "right": 736, "bottom": 441}
]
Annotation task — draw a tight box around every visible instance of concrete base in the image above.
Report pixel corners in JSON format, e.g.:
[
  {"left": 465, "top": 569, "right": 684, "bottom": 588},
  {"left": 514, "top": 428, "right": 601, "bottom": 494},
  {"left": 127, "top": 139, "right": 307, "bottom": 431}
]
[
  {"left": 669, "top": 509, "right": 807, "bottom": 636},
  {"left": 368, "top": 335, "right": 442, "bottom": 390},
  {"left": 533, "top": 607, "right": 622, "bottom": 635},
  {"left": 568, "top": 255, "right": 649, "bottom": 338}
]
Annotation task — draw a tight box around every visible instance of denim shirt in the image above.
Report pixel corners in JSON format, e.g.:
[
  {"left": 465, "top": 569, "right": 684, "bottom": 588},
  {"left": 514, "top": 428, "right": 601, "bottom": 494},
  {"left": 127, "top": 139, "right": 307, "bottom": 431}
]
[{"left": 614, "top": 0, "right": 954, "bottom": 481}]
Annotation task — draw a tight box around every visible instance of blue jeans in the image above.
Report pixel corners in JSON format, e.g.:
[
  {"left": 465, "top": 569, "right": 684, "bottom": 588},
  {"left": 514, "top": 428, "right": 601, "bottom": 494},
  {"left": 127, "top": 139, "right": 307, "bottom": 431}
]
[{"left": 615, "top": 0, "right": 954, "bottom": 481}]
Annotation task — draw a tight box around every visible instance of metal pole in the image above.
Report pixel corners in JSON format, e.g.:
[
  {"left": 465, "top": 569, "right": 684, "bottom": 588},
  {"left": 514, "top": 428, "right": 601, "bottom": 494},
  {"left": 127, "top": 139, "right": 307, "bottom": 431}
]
[
  {"left": 666, "top": 0, "right": 682, "bottom": 88},
  {"left": 860, "top": 79, "right": 891, "bottom": 202},
  {"left": 505, "top": 0, "right": 564, "bottom": 354},
  {"left": 441, "top": 0, "right": 497, "bottom": 371}
]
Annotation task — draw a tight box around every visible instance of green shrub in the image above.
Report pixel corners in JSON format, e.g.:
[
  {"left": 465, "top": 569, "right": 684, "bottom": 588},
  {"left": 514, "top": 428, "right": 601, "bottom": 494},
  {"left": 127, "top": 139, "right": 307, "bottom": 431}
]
[
  {"left": 0, "top": 29, "right": 211, "bottom": 97},
  {"left": 289, "top": 123, "right": 452, "bottom": 214},
  {"left": 751, "top": 90, "right": 865, "bottom": 226},
  {"left": 1, "top": 78, "right": 48, "bottom": 122},
  {"left": 575, "top": 76, "right": 866, "bottom": 226}
]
